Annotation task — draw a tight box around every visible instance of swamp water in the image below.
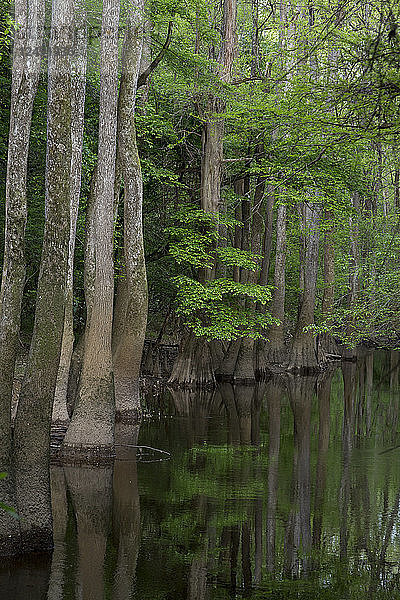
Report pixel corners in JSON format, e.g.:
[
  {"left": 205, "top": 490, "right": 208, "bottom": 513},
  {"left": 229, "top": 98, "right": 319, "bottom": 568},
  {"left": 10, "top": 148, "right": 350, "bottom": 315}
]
[{"left": 2, "top": 351, "right": 400, "bottom": 599}]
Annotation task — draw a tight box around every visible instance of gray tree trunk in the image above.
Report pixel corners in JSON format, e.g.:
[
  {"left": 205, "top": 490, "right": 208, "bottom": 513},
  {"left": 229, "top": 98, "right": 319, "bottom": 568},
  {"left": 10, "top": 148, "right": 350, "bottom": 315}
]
[
  {"left": 288, "top": 203, "right": 323, "bottom": 372},
  {"left": 53, "top": 0, "right": 87, "bottom": 425},
  {"left": 263, "top": 203, "right": 287, "bottom": 369},
  {"left": 0, "top": 0, "right": 44, "bottom": 555},
  {"left": 62, "top": 0, "right": 120, "bottom": 456},
  {"left": 347, "top": 192, "right": 360, "bottom": 335},
  {"left": 169, "top": 332, "right": 216, "bottom": 388},
  {"left": 320, "top": 210, "right": 338, "bottom": 354},
  {"left": 170, "top": 0, "right": 237, "bottom": 387},
  {"left": 13, "top": 0, "right": 73, "bottom": 552},
  {"left": 113, "top": 0, "right": 148, "bottom": 422}
]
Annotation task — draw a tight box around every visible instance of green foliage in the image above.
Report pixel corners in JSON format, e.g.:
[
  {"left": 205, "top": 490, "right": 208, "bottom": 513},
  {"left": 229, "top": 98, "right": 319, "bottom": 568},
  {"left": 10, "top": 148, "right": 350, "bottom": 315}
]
[
  {"left": 0, "top": 1, "right": 12, "bottom": 64},
  {"left": 173, "top": 275, "right": 275, "bottom": 340},
  {"left": 215, "top": 247, "right": 260, "bottom": 270},
  {"left": 2, "top": 0, "right": 400, "bottom": 348},
  {"left": 168, "top": 208, "right": 276, "bottom": 340}
]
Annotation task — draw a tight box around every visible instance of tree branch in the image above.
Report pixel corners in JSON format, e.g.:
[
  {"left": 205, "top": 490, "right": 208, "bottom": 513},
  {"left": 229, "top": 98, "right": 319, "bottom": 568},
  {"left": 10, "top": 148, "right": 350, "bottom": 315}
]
[{"left": 137, "top": 21, "right": 173, "bottom": 89}]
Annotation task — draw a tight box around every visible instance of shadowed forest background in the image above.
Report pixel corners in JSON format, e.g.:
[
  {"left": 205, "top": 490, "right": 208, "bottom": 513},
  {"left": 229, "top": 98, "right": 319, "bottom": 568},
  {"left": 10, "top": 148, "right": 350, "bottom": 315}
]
[{"left": 1, "top": 0, "right": 400, "bottom": 576}]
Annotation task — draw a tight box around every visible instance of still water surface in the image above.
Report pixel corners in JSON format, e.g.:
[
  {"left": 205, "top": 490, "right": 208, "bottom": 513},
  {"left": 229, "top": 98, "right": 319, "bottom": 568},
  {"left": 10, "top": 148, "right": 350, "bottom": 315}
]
[{"left": 2, "top": 351, "right": 400, "bottom": 599}]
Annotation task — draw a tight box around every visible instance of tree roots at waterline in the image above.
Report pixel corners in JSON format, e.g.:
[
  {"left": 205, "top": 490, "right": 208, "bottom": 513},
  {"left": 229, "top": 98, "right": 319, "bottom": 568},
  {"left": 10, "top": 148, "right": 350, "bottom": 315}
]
[
  {"left": 216, "top": 338, "right": 257, "bottom": 384},
  {"left": 168, "top": 333, "right": 217, "bottom": 388},
  {"left": 256, "top": 339, "right": 288, "bottom": 378},
  {"left": 168, "top": 330, "right": 333, "bottom": 388},
  {"left": 288, "top": 333, "right": 328, "bottom": 375},
  {"left": 60, "top": 377, "right": 115, "bottom": 463}
]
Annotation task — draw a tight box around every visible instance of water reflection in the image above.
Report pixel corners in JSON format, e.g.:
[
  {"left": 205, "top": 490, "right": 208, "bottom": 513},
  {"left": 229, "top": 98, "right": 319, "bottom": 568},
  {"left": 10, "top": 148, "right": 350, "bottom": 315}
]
[
  {"left": 265, "top": 378, "right": 283, "bottom": 574},
  {"left": 112, "top": 422, "right": 141, "bottom": 600},
  {"left": 47, "top": 467, "right": 68, "bottom": 599},
  {"left": 1, "top": 351, "right": 400, "bottom": 599},
  {"left": 65, "top": 464, "right": 112, "bottom": 600},
  {"left": 0, "top": 553, "right": 51, "bottom": 599}
]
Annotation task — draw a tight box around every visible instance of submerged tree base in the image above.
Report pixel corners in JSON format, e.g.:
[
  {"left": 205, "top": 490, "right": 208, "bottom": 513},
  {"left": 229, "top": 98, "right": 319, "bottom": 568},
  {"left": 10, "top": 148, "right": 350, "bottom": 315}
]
[
  {"left": 287, "top": 364, "right": 325, "bottom": 375},
  {"left": 115, "top": 408, "right": 142, "bottom": 424},
  {"left": 58, "top": 443, "right": 115, "bottom": 465},
  {"left": 0, "top": 528, "right": 53, "bottom": 557},
  {"left": 215, "top": 374, "right": 256, "bottom": 385},
  {"left": 168, "top": 333, "right": 216, "bottom": 388},
  {"left": 19, "top": 527, "right": 53, "bottom": 555},
  {"left": 0, "top": 534, "right": 22, "bottom": 557}
]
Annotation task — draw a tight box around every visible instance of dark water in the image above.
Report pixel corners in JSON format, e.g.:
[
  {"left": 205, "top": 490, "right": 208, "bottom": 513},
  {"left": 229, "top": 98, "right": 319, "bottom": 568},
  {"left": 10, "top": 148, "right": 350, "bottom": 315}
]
[{"left": 2, "top": 350, "right": 400, "bottom": 599}]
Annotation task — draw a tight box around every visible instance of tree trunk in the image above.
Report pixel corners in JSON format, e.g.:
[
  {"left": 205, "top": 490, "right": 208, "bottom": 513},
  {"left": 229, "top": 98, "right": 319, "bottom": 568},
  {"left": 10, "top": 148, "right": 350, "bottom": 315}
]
[
  {"left": 320, "top": 210, "right": 338, "bottom": 355},
  {"left": 288, "top": 203, "right": 323, "bottom": 372},
  {"left": 0, "top": 0, "right": 44, "bottom": 555},
  {"left": 113, "top": 0, "right": 148, "bottom": 422},
  {"left": 13, "top": 0, "right": 73, "bottom": 552},
  {"left": 62, "top": 0, "right": 120, "bottom": 457},
  {"left": 169, "top": 332, "right": 216, "bottom": 388},
  {"left": 65, "top": 332, "right": 85, "bottom": 417},
  {"left": 170, "top": 0, "right": 237, "bottom": 387},
  {"left": 218, "top": 176, "right": 263, "bottom": 382},
  {"left": 53, "top": 0, "right": 87, "bottom": 425},
  {"left": 258, "top": 185, "right": 275, "bottom": 288},
  {"left": 346, "top": 192, "right": 360, "bottom": 342},
  {"left": 63, "top": 166, "right": 102, "bottom": 417},
  {"left": 394, "top": 166, "right": 400, "bottom": 210},
  {"left": 188, "top": 555, "right": 208, "bottom": 600},
  {"left": 261, "top": 203, "right": 287, "bottom": 372}
]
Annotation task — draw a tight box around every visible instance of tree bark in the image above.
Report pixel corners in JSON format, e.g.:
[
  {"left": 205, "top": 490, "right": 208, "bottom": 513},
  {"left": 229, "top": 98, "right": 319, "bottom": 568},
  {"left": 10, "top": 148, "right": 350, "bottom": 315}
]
[
  {"left": 261, "top": 203, "right": 287, "bottom": 371},
  {"left": 63, "top": 165, "right": 102, "bottom": 417},
  {"left": 258, "top": 185, "right": 275, "bottom": 288},
  {"left": 62, "top": 0, "right": 120, "bottom": 456},
  {"left": 320, "top": 210, "right": 338, "bottom": 354},
  {"left": 288, "top": 203, "right": 323, "bottom": 372},
  {"left": 113, "top": 0, "right": 148, "bottom": 422},
  {"left": 218, "top": 176, "right": 265, "bottom": 382},
  {"left": 13, "top": 0, "right": 73, "bottom": 551},
  {"left": 53, "top": 0, "right": 87, "bottom": 425},
  {"left": 169, "top": 332, "right": 216, "bottom": 388},
  {"left": 170, "top": 0, "right": 237, "bottom": 387},
  {"left": 0, "top": 0, "right": 44, "bottom": 555},
  {"left": 346, "top": 192, "right": 360, "bottom": 342}
]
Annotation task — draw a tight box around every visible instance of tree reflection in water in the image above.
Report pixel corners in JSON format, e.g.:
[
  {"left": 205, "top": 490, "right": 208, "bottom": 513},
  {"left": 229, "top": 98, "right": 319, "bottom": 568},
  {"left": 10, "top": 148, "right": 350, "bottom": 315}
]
[{"left": 1, "top": 351, "right": 400, "bottom": 598}]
